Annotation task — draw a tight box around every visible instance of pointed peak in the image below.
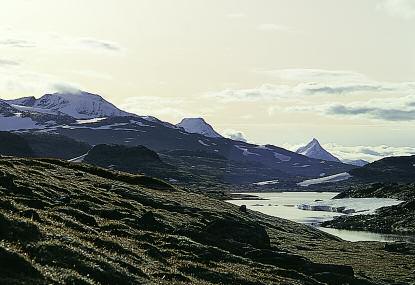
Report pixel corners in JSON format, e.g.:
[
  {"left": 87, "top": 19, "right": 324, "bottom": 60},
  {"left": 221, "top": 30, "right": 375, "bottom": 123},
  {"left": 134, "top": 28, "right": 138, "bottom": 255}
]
[{"left": 296, "top": 138, "right": 341, "bottom": 163}]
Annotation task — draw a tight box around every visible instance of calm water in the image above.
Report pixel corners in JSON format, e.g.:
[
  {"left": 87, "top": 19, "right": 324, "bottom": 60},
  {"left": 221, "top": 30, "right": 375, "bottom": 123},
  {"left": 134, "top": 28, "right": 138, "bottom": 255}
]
[{"left": 227, "top": 192, "right": 415, "bottom": 243}]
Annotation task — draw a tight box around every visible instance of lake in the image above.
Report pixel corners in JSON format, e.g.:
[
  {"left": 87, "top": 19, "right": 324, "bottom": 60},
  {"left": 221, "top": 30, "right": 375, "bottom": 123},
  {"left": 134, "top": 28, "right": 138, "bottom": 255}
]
[{"left": 227, "top": 192, "right": 415, "bottom": 243}]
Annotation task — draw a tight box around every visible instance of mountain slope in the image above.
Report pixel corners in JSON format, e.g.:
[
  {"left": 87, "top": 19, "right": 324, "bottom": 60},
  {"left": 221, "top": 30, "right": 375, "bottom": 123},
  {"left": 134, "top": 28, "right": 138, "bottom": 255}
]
[
  {"left": 1, "top": 156, "right": 412, "bottom": 284},
  {"left": 0, "top": 132, "right": 34, "bottom": 157},
  {"left": 1, "top": 92, "right": 355, "bottom": 181},
  {"left": 51, "top": 117, "right": 355, "bottom": 181},
  {"left": 342, "top": 159, "right": 369, "bottom": 167},
  {"left": 6, "top": 91, "right": 131, "bottom": 119},
  {"left": 177, "top": 118, "right": 223, "bottom": 138},
  {"left": 296, "top": 139, "right": 341, "bottom": 163},
  {"left": 349, "top": 155, "right": 415, "bottom": 183}
]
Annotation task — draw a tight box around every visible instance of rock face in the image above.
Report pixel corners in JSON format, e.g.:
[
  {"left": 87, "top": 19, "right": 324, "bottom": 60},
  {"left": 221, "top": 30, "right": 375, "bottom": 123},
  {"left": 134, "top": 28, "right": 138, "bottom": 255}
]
[{"left": 1, "top": 157, "right": 412, "bottom": 284}]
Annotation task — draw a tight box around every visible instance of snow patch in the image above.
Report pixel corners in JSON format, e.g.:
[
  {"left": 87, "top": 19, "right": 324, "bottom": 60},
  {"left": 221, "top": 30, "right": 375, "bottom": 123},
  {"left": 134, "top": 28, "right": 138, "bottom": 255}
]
[
  {"left": 235, "top": 145, "right": 261, "bottom": 156},
  {"left": 253, "top": 180, "right": 279, "bottom": 186},
  {"left": 297, "top": 172, "right": 352, "bottom": 187},
  {"left": 198, "top": 140, "right": 210, "bottom": 146},
  {"left": 273, "top": 152, "right": 291, "bottom": 161}
]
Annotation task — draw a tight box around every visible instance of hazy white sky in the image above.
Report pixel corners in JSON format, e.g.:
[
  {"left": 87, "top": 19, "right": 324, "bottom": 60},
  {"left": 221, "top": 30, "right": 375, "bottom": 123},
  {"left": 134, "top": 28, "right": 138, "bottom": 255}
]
[{"left": 1, "top": 0, "right": 414, "bottom": 151}]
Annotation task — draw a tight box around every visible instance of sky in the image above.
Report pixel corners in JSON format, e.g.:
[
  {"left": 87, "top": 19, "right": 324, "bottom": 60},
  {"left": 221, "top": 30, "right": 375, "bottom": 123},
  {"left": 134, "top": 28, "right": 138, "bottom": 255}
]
[{"left": 0, "top": 0, "right": 414, "bottom": 161}]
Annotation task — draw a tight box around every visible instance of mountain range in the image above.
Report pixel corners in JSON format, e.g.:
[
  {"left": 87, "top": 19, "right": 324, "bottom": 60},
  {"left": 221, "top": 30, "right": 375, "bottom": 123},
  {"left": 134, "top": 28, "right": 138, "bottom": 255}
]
[{"left": 0, "top": 91, "right": 356, "bottom": 185}]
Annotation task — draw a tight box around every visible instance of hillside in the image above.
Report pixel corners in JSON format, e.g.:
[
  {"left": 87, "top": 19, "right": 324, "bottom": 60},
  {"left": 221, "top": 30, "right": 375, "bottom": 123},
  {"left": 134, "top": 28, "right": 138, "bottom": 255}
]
[
  {"left": 0, "top": 157, "right": 414, "bottom": 284},
  {"left": 350, "top": 155, "right": 415, "bottom": 183},
  {"left": 0, "top": 132, "right": 34, "bottom": 157}
]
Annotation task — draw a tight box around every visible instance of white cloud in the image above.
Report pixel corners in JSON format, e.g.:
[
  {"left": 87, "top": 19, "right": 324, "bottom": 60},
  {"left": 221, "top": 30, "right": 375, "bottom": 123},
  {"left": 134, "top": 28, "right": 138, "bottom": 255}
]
[
  {"left": 286, "top": 95, "right": 415, "bottom": 122},
  {"left": 119, "top": 96, "right": 195, "bottom": 122},
  {"left": 207, "top": 68, "right": 415, "bottom": 103},
  {"left": 0, "top": 59, "right": 20, "bottom": 67},
  {"left": 0, "top": 67, "right": 81, "bottom": 96},
  {"left": 258, "top": 68, "right": 369, "bottom": 82},
  {"left": 227, "top": 13, "right": 246, "bottom": 19},
  {"left": 0, "top": 28, "right": 122, "bottom": 53},
  {"left": 77, "top": 38, "right": 121, "bottom": 52},
  {"left": 207, "top": 81, "right": 415, "bottom": 102},
  {"left": 284, "top": 142, "right": 415, "bottom": 162},
  {"left": 221, "top": 129, "right": 248, "bottom": 142},
  {"left": 257, "top": 24, "right": 293, "bottom": 32},
  {"left": 377, "top": 0, "right": 415, "bottom": 19},
  {"left": 323, "top": 143, "right": 415, "bottom": 162}
]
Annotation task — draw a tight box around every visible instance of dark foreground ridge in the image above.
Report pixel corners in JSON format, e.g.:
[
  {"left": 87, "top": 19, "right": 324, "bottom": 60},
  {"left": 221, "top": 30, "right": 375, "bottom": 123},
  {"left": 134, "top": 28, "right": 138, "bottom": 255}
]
[{"left": 0, "top": 157, "right": 414, "bottom": 284}]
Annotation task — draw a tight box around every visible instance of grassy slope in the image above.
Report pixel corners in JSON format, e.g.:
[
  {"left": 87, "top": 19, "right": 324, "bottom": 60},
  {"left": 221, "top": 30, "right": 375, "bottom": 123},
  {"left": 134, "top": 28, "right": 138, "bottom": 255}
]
[{"left": 0, "top": 157, "right": 414, "bottom": 284}]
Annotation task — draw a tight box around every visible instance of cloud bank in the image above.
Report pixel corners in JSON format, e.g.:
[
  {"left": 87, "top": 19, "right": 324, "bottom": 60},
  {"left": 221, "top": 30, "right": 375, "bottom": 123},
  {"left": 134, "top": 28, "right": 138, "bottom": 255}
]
[
  {"left": 377, "top": 0, "right": 415, "bottom": 19},
  {"left": 222, "top": 129, "right": 248, "bottom": 142}
]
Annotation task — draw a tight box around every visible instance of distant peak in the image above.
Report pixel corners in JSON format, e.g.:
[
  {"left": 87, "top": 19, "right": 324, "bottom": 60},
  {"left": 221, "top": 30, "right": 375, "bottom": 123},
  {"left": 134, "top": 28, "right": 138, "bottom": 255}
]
[
  {"left": 296, "top": 138, "right": 341, "bottom": 163},
  {"left": 176, "top": 117, "right": 222, "bottom": 138},
  {"left": 180, "top": 117, "right": 205, "bottom": 123}
]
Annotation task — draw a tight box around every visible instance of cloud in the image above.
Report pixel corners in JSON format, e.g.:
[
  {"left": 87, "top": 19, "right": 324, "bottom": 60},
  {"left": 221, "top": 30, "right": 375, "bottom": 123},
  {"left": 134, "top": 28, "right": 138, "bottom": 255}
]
[
  {"left": 78, "top": 38, "right": 121, "bottom": 51},
  {"left": 0, "top": 59, "right": 20, "bottom": 67},
  {"left": 377, "top": 0, "right": 415, "bottom": 19},
  {"left": 0, "top": 39, "right": 36, "bottom": 48},
  {"left": 119, "top": 96, "right": 195, "bottom": 122},
  {"left": 285, "top": 142, "right": 415, "bottom": 162},
  {"left": 207, "top": 84, "right": 291, "bottom": 102},
  {"left": 221, "top": 129, "right": 248, "bottom": 142},
  {"left": 0, "top": 28, "right": 122, "bottom": 53},
  {"left": 207, "top": 81, "right": 415, "bottom": 102},
  {"left": 282, "top": 95, "right": 415, "bottom": 122},
  {"left": 323, "top": 143, "right": 415, "bottom": 162},
  {"left": 0, "top": 64, "right": 81, "bottom": 96},
  {"left": 227, "top": 13, "right": 246, "bottom": 18},
  {"left": 325, "top": 95, "right": 415, "bottom": 121},
  {"left": 207, "top": 69, "right": 415, "bottom": 102},
  {"left": 257, "top": 24, "right": 293, "bottom": 32},
  {"left": 259, "top": 68, "right": 368, "bottom": 82}
]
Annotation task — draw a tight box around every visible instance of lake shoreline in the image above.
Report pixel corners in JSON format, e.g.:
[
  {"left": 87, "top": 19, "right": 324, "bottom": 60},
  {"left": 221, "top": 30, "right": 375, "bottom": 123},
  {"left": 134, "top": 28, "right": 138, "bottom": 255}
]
[{"left": 227, "top": 191, "right": 415, "bottom": 243}]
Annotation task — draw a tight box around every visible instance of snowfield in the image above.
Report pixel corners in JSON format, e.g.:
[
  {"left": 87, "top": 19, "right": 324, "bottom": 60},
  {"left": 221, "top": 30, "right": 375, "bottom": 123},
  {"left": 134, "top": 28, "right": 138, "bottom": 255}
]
[
  {"left": 297, "top": 172, "right": 352, "bottom": 187},
  {"left": 273, "top": 152, "right": 291, "bottom": 161},
  {"left": 177, "top": 118, "right": 223, "bottom": 138},
  {"left": 252, "top": 180, "right": 279, "bottom": 186}
]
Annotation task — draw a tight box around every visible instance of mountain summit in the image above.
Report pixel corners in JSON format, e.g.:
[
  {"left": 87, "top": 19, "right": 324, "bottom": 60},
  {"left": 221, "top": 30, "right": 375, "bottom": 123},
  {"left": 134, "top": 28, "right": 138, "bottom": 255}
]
[
  {"left": 176, "top": 118, "right": 223, "bottom": 138},
  {"left": 296, "top": 138, "right": 341, "bottom": 162},
  {"left": 6, "top": 90, "right": 131, "bottom": 119}
]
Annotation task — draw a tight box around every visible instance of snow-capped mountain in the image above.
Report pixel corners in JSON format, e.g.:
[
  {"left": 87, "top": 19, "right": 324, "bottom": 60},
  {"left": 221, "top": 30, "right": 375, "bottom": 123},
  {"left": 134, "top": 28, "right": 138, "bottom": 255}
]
[
  {"left": 296, "top": 138, "right": 341, "bottom": 163},
  {"left": 342, "top": 159, "right": 369, "bottom": 167},
  {"left": 5, "top": 91, "right": 131, "bottom": 119},
  {"left": 0, "top": 91, "right": 355, "bottom": 182},
  {"left": 176, "top": 118, "right": 223, "bottom": 138}
]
